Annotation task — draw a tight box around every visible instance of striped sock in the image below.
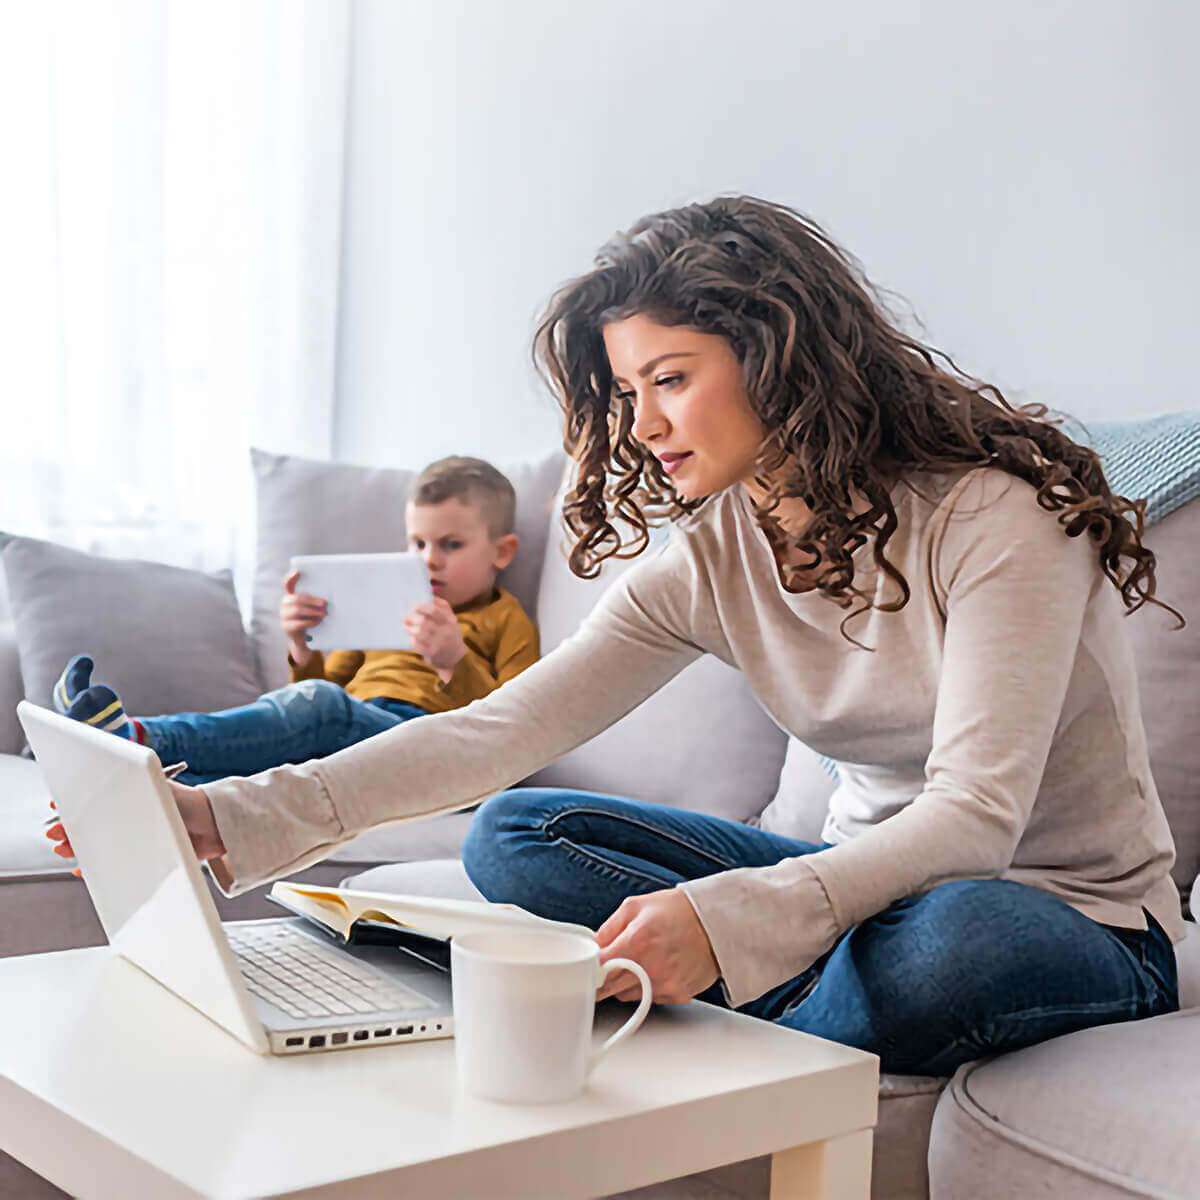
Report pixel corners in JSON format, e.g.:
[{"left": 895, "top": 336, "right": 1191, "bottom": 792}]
[
  {"left": 52, "top": 654, "right": 95, "bottom": 715},
  {"left": 65, "top": 684, "right": 145, "bottom": 744}
]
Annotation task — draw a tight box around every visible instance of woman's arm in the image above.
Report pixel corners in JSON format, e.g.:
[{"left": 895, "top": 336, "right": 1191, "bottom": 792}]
[
  {"left": 680, "top": 470, "right": 1100, "bottom": 1008},
  {"left": 203, "top": 539, "right": 707, "bottom": 897}
]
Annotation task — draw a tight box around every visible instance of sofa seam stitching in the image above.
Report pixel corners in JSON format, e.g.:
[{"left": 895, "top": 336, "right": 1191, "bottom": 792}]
[{"left": 948, "top": 1063, "right": 1180, "bottom": 1198}]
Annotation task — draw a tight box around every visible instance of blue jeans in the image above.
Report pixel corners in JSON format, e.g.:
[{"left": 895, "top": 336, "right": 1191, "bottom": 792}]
[
  {"left": 461, "top": 788, "right": 1180, "bottom": 1076},
  {"left": 140, "top": 680, "right": 429, "bottom": 785}
]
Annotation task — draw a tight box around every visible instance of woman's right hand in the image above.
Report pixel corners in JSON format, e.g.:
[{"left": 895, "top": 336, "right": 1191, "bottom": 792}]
[
  {"left": 46, "top": 780, "right": 226, "bottom": 878},
  {"left": 279, "top": 569, "right": 328, "bottom": 666}
]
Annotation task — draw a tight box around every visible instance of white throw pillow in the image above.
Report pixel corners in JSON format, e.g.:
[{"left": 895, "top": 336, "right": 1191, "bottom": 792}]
[
  {"left": 754, "top": 737, "right": 839, "bottom": 843},
  {"left": 522, "top": 478, "right": 788, "bottom": 824}
]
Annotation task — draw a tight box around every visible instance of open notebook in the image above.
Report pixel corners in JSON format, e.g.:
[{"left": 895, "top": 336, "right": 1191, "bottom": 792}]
[{"left": 267, "top": 881, "right": 597, "bottom": 971}]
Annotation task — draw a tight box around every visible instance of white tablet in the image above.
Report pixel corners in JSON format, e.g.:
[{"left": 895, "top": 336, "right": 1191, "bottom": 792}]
[{"left": 289, "top": 552, "right": 433, "bottom": 652}]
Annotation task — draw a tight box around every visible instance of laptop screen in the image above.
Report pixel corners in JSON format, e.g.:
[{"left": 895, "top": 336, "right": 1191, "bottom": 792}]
[{"left": 18, "top": 702, "right": 269, "bottom": 1053}]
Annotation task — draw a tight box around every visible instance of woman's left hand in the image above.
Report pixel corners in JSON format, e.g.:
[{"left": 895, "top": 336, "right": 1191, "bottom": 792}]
[{"left": 595, "top": 888, "right": 720, "bottom": 1005}]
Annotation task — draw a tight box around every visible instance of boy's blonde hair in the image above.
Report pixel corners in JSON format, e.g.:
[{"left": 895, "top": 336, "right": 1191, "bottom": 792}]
[{"left": 409, "top": 456, "right": 517, "bottom": 539}]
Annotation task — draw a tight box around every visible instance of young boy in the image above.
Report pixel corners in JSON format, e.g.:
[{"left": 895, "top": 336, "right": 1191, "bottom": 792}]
[{"left": 52, "top": 456, "right": 539, "bottom": 785}]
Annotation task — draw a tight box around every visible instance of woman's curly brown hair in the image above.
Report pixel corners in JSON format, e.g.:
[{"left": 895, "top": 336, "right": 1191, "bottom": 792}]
[{"left": 531, "top": 194, "right": 1182, "bottom": 644}]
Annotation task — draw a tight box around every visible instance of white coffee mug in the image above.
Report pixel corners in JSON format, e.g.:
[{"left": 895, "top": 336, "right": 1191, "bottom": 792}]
[{"left": 451, "top": 928, "right": 653, "bottom": 1105}]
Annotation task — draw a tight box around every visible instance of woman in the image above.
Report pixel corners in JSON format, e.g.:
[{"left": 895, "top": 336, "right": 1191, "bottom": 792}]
[{"left": 48, "top": 195, "right": 1185, "bottom": 1076}]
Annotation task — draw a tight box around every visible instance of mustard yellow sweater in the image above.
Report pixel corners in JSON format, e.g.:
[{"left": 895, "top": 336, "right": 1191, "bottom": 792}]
[{"left": 289, "top": 585, "right": 538, "bottom": 715}]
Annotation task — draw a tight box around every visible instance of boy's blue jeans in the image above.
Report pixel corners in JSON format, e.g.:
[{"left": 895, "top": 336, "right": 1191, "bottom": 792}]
[
  {"left": 461, "top": 788, "right": 1180, "bottom": 1077},
  {"left": 141, "top": 679, "right": 428, "bottom": 785}
]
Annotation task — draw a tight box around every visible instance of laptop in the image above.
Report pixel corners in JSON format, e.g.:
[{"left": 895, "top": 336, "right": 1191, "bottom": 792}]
[{"left": 18, "top": 701, "right": 454, "bottom": 1056}]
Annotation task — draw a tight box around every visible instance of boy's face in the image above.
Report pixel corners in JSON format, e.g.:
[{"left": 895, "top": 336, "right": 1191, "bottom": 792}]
[{"left": 405, "top": 498, "right": 517, "bottom": 609}]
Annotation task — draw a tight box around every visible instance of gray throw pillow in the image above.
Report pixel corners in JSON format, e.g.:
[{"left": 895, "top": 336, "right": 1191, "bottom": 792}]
[
  {"left": 250, "top": 447, "right": 566, "bottom": 691},
  {"left": 0, "top": 533, "right": 263, "bottom": 723}
]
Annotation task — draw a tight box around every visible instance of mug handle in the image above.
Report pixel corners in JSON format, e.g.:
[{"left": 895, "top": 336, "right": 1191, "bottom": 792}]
[{"left": 587, "top": 957, "right": 653, "bottom": 1076}]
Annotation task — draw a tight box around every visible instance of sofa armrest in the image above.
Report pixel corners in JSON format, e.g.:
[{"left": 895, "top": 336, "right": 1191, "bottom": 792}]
[{"left": 0, "top": 624, "right": 23, "bottom": 756}]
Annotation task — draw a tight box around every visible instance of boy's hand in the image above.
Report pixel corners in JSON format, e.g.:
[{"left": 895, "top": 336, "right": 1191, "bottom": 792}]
[
  {"left": 280, "top": 569, "right": 327, "bottom": 666},
  {"left": 404, "top": 598, "right": 466, "bottom": 680}
]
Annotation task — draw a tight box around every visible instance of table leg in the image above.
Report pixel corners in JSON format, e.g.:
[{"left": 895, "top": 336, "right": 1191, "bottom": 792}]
[{"left": 769, "top": 1127, "right": 873, "bottom": 1200}]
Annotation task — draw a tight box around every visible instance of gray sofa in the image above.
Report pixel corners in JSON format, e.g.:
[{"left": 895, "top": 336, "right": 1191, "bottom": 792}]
[{"left": 2, "top": 443, "right": 1198, "bottom": 1200}]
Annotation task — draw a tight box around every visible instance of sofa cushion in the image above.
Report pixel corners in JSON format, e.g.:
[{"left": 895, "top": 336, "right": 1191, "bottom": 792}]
[
  {"left": 250, "top": 447, "right": 566, "bottom": 691},
  {"left": 322, "top": 811, "right": 477, "bottom": 867},
  {"left": 928, "top": 1005, "right": 1200, "bottom": 1199},
  {"left": 522, "top": 485, "right": 788, "bottom": 822},
  {"left": 0, "top": 533, "right": 262, "bottom": 724},
  {"left": 339, "top": 856, "right": 485, "bottom": 900},
  {"left": 1123, "top": 499, "right": 1200, "bottom": 908}
]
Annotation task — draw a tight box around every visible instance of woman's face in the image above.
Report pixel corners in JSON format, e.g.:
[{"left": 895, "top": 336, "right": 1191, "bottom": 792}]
[{"left": 602, "top": 314, "right": 767, "bottom": 501}]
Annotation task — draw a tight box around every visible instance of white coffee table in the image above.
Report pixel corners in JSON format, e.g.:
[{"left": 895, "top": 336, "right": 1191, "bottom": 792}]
[{"left": 0, "top": 947, "right": 878, "bottom": 1199}]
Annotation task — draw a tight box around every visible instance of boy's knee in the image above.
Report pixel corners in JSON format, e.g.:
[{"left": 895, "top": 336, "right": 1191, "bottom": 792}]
[{"left": 265, "top": 679, "right": 348, "bottom": 720}]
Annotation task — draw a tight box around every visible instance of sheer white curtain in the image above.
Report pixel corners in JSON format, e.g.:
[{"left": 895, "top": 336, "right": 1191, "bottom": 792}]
[{"left": 0, "top": 0, "right": 350, "bottom": 604}]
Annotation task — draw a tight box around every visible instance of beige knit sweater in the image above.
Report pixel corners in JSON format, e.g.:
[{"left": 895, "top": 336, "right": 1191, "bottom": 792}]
[{"left": 202, "top": 465, "right": 1183, "bottom": 1008}]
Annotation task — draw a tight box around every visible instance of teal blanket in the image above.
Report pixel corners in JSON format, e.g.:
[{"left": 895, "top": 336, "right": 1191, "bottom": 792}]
[{"left": 1062, "top": 410, "right": 1200, "bottom": 526}]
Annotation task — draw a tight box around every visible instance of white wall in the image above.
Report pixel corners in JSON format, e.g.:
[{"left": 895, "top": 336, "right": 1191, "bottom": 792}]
[{"left": 333, "top": 0, "right": 1199, "bottom": 469}]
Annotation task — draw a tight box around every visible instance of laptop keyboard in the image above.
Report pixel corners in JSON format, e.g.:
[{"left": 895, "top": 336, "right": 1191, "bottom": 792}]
[{"left": 226, "top": 924, "right": 431, "bottom": 1022}]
